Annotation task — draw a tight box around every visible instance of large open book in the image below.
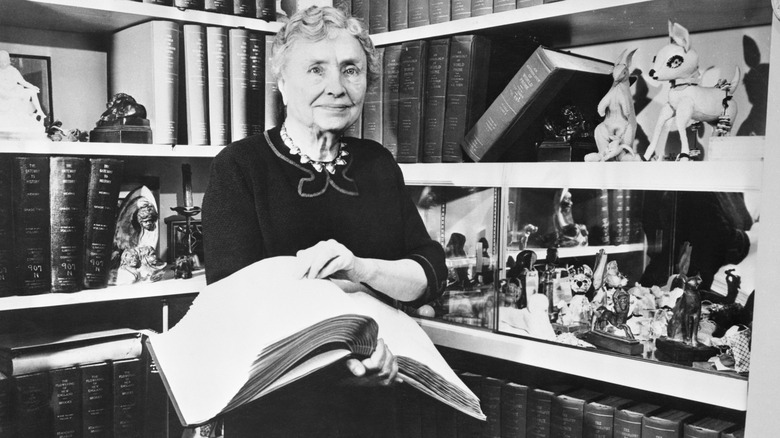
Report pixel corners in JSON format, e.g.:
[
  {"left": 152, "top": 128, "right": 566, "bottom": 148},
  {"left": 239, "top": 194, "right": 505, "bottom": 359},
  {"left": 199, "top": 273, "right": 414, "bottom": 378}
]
[{"left": 146, "top": 256, "right": 485, "bottom": 427}]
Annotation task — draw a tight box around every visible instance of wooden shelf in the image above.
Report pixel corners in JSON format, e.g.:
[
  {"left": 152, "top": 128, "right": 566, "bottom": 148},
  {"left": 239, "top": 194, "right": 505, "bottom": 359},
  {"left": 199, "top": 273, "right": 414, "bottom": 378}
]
[
  {"left": 371, "top": 0, "right": 772, "bottom": 48},
  {"left": 1, "top": 0, "right": 283, "bottom": 34},
  {"left": 418, "top": 318, "right": 749, "bottom": 411},
  {"left": 0, "top": 140, "right": 224, "bottom": 158},
  {"left": 0, "top": 275, "right": 205, "bottom": 311}
]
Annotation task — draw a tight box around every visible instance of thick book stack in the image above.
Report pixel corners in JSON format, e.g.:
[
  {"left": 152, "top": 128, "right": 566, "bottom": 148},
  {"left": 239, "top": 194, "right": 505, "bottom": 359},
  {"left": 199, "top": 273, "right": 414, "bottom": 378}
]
[
  {"left": 109, "top": 21, "right": 282, "bottom": 146},
  {"left": 149, "top": 0, "right": 276, "bottom": 20},
  {"left": 2, "top": 156, "right": 124, "bottom": 296},
  {"left": 0, "top": 327, "right": 160, "bottom": 437}
]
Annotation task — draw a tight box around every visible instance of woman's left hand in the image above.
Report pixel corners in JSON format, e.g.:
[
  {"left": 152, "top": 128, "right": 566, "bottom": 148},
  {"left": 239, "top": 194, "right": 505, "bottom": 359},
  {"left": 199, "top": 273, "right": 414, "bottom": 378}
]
[
  {"left": 296, "top": 239, "right": 361, "bottom": 281},
  {"left": 345, "top": 338, "right": 402, "bottom": 386}
]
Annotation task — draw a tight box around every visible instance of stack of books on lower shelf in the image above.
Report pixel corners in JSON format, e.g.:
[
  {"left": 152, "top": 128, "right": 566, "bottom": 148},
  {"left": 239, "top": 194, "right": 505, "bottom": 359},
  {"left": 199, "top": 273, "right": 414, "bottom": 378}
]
[{"left": 0, "top": 326, "right": 169, "bottom": 437}]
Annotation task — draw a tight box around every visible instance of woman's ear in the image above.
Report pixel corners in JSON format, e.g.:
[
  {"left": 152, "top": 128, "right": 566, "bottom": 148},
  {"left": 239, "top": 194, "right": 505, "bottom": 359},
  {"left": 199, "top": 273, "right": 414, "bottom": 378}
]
[{"left": 277, "top": 77, "right": 288, "bottom": 105}]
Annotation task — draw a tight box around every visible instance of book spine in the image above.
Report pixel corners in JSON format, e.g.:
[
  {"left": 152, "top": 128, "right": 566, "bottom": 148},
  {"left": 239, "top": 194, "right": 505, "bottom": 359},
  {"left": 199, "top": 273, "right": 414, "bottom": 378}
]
[
  {"left": 609, "top": 188, "right": 626, "bottom": 245},
  {"left": 233, "top": 0, "right": 255, "bottom": 16},
  {"left": 255, "top": 0, "right": 276, "bottom": 20},
  {"left": 614, "top": 411, "right": 644, "bottom": 438},
  {"left": 153, "top": 21, "right": 181, "bottom": 145},
  {"left": 460, "top": 47, "right": 552, "bottom": 162},
  {"left": 421, "top": 38, "right": 450, "bottom": 163},
  {"left": 248, "top": 31, "right": 266, "bottom": 136},
  {"left": 382, "top": 44, "right": 403, "bottom": 159},
  {"left": 83, "top": 159, "right": 124, "bottom": 289},
  {"left": 442, "top": 35, "right": 489, "bottom": 162},
  {"left": 362, "top": 47, "right": 384, "bottom": 143},
  {"left": 501, "top": 382, "right": 528, "bottom": 438},
  {"left": 396, "top": 385, "right": 423, "bottom": 438},
  {"left": 368, "top": 0, "right": 389, "bottom": 33},
  {"left": 642, "top": 416, "right": 685, "bottom": 438},
  {"left": 14, "top": 371, "right": 53, "bottom": 436},
  {"left": 583, "top": 403, "right": 614, "bottom": 438},
  {"left": 429, "top": 0, "right": 451, "bottom": 23},
  {"left": 13, "top": 156, "right": 51, "bottom": 295},
  {"left": 550, "top": 395, "right": 586, "bottom": 438},
  {"left": 408, "top": 0, "right": 430, "bottom": 27},
  {"left": 49, "top": 157, "right": 88, "bottom": 293},
  {"left": 397, "top": 40, "right": 427, "bottom": 163},
  {"left": 143, "top": 342, "right": 168, "bottom": 438},
  {"left": 174, "top": 0, "right": 203, "bottom": 8},
  {"left": 451, "top": 0, "right": 471, "bottom": 20},
  {"left": 596, "top": 189, "right": 610, "bottom": 245},
  {"left": 206, "top": 26, "right": 231, "bottom": 146},
  {"left": 229, "top": 28, "right": 250, "bottom": 141},
  {"left": 517, "top": 0, "right": 542, "bottom": 7},
  {"left": 0, "top": 377, "right": 12, "bottom": 437},
  {"left": 51, "top": 366, "right": 82, "bottom": 438},
  {"left": 527, "top": 388, "right": 555, "bottom": 438},
  {"left": 493, "top": 0, "right": 514, "bottom": 12},
  {"left": 481, "top": 376, "right": 503, "bottom": 438},
  {"left": 264, "top": 34, "right": 284, "bottom": 130},
  {"left": 183, "top": 24, "right": 210, "bottom": 145},
  {"left": 0, "top": 157, "right": 14, "bottom": 296},
  {"left": 205, "top": 0, "right": 232, "bottom": 13},
  {"left": 352, "top": 0, "right": 370, "bottom": 28},
  {"left": 471, "top": 0, "right": 492, "bottom": 16},
  {"left": 82, "top": 361, "right": 112, "bottom": 437},
  {"left": 389, "top": 0, "right": 409, "bottom": 30},
  {"left": 113, "top": 358, "right": 144, "bottom": 438},
  {"left": 457, "top": 372, "right": 484, "bottom": 437}
]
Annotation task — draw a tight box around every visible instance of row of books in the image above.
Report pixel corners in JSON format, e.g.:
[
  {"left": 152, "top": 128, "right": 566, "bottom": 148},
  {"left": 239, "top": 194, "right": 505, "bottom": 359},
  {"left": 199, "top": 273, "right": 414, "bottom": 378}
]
[
  {"left": 109, "top": 20, "right": 284, "bottom": 146},
  {"left": 0, "top": 156, "right": 124, "bottom": 297},
  {"left": 0, "top": 327, "right": 167, "bottom": 437},
  {"left": 129, "top": 0, "right": 277, "bottom": 21},
  {"left": 418, "top": 372, "right": 746, "bottom": 438},
  {"left": 337, "top": 0, "right": 557, "bottom": 34}
]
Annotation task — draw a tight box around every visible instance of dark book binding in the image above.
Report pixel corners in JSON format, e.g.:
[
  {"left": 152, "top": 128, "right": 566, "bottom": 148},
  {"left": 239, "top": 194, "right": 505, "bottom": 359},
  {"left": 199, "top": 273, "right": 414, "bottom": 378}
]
[
  {"left": 142, "top": 339, "right": 169, "bottom": 438},
  {"left": 408, "top": 0, "right": 430, "bottom": 27},
  {"left": 457, "top": 372, "right": 484, "bottom": 437},
  {"left": 81, "top": 361, "right": 112, "bottom": 437},
  {"left": 429, "top": 0, "right": 451, "bottom": 23},
  {"left": 389, "top": 0, "right": 408, "bottom": 30},
  {"left": 368, "top": 0, "right": 389, "bottom": 33},
  {"left": 642, "top": 409, "right": 697, "bottom": 438},
  {"left": 0, "top": 377, "right": 12, "bottom": 437},
  {"left": 14, "top": 371, "right": 53, "bottom": 436},
  {"left": 144, "top": 0, "right": 173, "bottom": 5},
  {"left": 614, "top": 402, "right": 661, "bottom": 438},
  {"left": 174, "top": 0, "right": 203, "bottom": 9},
  {"left": 397, "top": 384, "right": 423, "bottom": 438},
  {"left": 51, "top": 366, "right": 82, "bottom": 438},
  {"left": 595, "top": 189, "right": 611, "bottom": 245},
  {"left": 362, "top": 47, "right": 384, "bottom": 143},
  {"left": 50, "top": 157, "right": 88, "bottom": 294},
  {"left": 421, "top": 38, "right": 450, "bottom": 163},
  {"left": 527, "top": 386, "right": 572, "bottom": 438},
  {"left": 183, "top": 24, "right": 210, "bottom": 145},
  {"left": 517, "top": 0, "right": 543, "bottom": 7},
  {"left": 206, "top": 26, "right": 231, "bottom": 146},
  {"left": 205, "top": 0, "right": 232, "bottom": 13},
  {"left": 229, "top": 28, "right": 250, "bottom": 142},
  {"left": 550, "top": 388, "right": 603, "bottom": 438},
  {"left": 481, "top": 376, "right": 504, "bottom": 438},
  {"left": 113, "top": 358, "right": 144, "bottom": 438},
  {"left": 397, "top": 40, "right": 428, "bottom": 163},
  {"left": 13, "top": 156, "right": 51, "bottom": 295},
  {"left": 460, "top": 46, "right": 612, "bottom": 163},
  {"left": 471, "top": 0, "right": 492, "bottom": 16},
  {"left": 609, "top": 188, "right": 626, "bottom": 245},
  {"left": 255, "top": 0, "right": 276, "bottom": 20},
  {"left": 501, "top": 381, "right": 528, "bottom": 438},
  {"left": 233, "top": 0, "right": 255, "bottom": 17},
  {"left": 583, "top": 395, "right": 632, "bottom": 438},
  {"left": 684, "top": 416, "right": 738, "bottom": 438},
  {"left": 83, "top": 158, "right": 124, "bottom": 289},
  {"left": 451, "top": 0, "right": 471, "bottom": 20},
  {"left": 442, "top": 35, "right": 490, "bottom": 162},
  {"left": 352, "top": 0, "right": 370, "bottom": 28},
  {"left": 420, "top": 395, "right": 438, "bottom": 438},
  {"left": 0, "top": 157, "right": 14, "bottom": 296},
  {"left": 264, "top": 34, "right": 284, "bottom": 130},
  {"left": 493, "top": 0, "right": 514, "bottom": 13},
  {"left": 382, "top": 44, "right": 403, "bottom": 159},
  {"left": 248, "top": 31, "right": 266, "bottom": 136}
]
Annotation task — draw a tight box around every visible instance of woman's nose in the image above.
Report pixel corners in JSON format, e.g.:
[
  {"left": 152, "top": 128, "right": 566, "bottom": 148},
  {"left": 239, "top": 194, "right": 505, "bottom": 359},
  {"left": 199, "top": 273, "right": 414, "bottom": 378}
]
[{"left": 324, "top": 70, "right": 347, "bottom": 96}]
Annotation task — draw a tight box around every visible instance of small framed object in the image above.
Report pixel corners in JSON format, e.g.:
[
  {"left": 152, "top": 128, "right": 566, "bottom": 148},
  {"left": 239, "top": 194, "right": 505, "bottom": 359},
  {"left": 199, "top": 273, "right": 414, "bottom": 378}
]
[
  {"left": 165, "top": 217, "right": 204, "bottom": 267},
  {"left": 9, "top": 53, "right": 53, "bottom": 121}
]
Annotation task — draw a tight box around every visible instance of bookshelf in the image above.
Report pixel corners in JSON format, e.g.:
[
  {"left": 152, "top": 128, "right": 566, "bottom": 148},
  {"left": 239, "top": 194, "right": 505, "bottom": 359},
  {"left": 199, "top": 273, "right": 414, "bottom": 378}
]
[{"left": 1, "top": 0, "right": 779, "bottom": 435}]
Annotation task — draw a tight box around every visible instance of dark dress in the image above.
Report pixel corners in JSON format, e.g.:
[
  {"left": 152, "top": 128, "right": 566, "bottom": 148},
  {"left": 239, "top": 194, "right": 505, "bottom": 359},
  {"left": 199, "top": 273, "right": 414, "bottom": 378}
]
[{"left": 201, "top": 126, "right": 447, "bottom": 437}]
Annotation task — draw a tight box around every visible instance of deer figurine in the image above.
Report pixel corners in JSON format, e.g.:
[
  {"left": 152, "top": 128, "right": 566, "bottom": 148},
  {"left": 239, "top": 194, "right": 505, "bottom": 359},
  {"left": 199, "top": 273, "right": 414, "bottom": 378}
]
[
  {"left": 643, "top": 21, "right": 740, "bottom": 161},
  {"left": 587, "top": 48, "right": 640, "bottom": 162}
]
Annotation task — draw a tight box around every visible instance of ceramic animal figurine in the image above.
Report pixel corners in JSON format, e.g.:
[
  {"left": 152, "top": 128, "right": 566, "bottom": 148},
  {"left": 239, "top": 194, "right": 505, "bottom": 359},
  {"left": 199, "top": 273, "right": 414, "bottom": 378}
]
[
  {"left": 667, "top": 273, "right": 703, "bottom": 346},
  {"left": 564, "top": 264, "right": 593, "bottom": 324},
  {"left": 643, "top": 21, "right": 740, "bottom": 161},
  {"left": 592, "top": 286, "right": 635, "bottom": 339},
  {"left": 587, "top": 48, "right": 640, "bottom": 162}
]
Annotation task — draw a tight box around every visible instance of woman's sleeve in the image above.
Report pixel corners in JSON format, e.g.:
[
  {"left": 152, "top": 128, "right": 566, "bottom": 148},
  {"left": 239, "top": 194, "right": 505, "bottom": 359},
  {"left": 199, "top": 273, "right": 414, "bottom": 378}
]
[
  {"left": 393, "top": 164, "right": 448, "bottom": 307},
  {"left": 202, "top": 150, "right": 265, "bottom": 284}
]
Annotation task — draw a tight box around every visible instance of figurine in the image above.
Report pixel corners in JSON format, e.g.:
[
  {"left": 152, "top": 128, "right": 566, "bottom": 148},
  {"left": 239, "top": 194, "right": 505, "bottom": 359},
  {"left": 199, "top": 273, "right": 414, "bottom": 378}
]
[
  {"left": 592, "top": 260, "right": 629, "bottom": 310},
  {"left": 111, "top": 186, "right": 167, "bottom": 284},
  {"left": 512, "top": 223, "right": 538, "bottom": 250},
  {"left": 562, "top": 264, "right": 593, "bottom": 325},
  {"left": 90, "top": 93, "right": 152, "bottom": 143},
  {"left": 643, "top": 21, "right": 740, "bottom": 161},
  {"left": 666, "top": 274, "right": 703, "bottom": 346},
  {"left": 115, "top": 245, "right": 167, "bottom": 285},
  {"left": 97, "top": 93, "right": 147, "bottom": 126},
  {"left": 592, "top": 284, "right": 635, "bottom": 339},
  {"left": 0, "top": 50, "right": 47, "bottom": 136},
  {"left": 587, "top": 48, "right": 640, "bottom": 162},
  {"left": 553, "top": 189, "right": 588, "bottom": 247}
]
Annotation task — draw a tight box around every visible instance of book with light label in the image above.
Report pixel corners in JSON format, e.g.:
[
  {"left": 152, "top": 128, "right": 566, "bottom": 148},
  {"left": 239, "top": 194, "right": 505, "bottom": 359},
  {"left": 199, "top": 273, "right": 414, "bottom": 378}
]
[
  {"left": 113, "top": 358, "right": 144, "bottom": 437},
  {"left": 461, "top": 46, "right": 612, "bottom": 162},
  {"left": 82, "top": 361, "right": 112, "bottom": 437},
  {"left": 614, "top": 402, "right": 661, "bottom": 438},
  {"left": 206, "top": 26, "right": 230, "bottom": 146},
  {"left": 421, "top": 38, "right": 450, "bottom": 163},
  {"left": 550, "top": 388, "right": 603, "bottom": 438},
  {"left": 13, "top": 156, "right": 50, "bottom": 295},
  {"left": 183, "top": 24, "right": 210, "bottom": 145},
  {"left": 642, "top": 409, "right": 697, "bottom": 438},
  {"left": 229, "top": 28, "right": 250, "bottom": 142},
  {"left": 50, "top": 157, "right": 88, "bottom": 294},
  {"left": 83, "top": 158, "right": 124, "bottom": 289},
  {"left": 51, "top": 366, "right": 82, "bottom": 438},
  {"left": 0, "top": 157, "right": 14, "bottom": 296},
  {"left": 397, "top": 40, "right": 428, "bottom": 163},
  {"left": 248, "top": 31, "right": 266, "bottom": 136},
  {"left": 583, "top": 395, "right": 632, "bottom": 438}
]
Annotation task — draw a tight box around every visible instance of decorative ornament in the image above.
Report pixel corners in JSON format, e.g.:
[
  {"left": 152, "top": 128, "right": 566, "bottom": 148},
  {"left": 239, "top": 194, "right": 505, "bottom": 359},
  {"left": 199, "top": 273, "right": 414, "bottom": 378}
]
[{"left": 281, "top": 124, "right": 348, "bottom": 174}]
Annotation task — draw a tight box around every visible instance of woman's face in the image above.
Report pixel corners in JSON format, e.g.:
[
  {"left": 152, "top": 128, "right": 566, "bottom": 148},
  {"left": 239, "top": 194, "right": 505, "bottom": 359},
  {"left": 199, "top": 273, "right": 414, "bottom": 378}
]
[{"left": 278, "top": 29, "right": 367, "bottom": 135}]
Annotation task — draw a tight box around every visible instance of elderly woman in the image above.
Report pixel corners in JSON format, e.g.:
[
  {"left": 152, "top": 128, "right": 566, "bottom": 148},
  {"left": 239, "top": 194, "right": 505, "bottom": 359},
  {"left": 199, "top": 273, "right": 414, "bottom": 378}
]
[{"left": 201, "top": 5, "right": 447, "bottom": 436}]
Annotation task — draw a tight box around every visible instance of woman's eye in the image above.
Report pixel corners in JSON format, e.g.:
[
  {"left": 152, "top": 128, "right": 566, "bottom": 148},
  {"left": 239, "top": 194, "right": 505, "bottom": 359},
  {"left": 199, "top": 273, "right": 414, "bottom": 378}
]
[
  {"left": 344, "top": 66, "right": 359, "bottom": 76},
  {"left": 308, "top": 66, "right": 323, "bottom": 75}
]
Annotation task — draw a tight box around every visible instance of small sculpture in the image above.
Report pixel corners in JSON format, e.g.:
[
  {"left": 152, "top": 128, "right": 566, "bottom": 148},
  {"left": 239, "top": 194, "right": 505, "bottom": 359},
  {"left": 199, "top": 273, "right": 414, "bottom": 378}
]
[
  {"left": 97, "top": 93, "right": 147, "bottom": 126},
  {"left": 516, "top": 223, "right": 538, "bottom": 250},
  {"left": 553, "top": 189, "right": 588, "bottom": 247},
  {"left": 111, "top": 186, "right": 167, "bottom": 284},
  {"left": 587, "top": 48, "right": 640, "bottom": 162},
  {"left": 90, "top": 93, "right": 152, "bottom": 143},
  {"left": 116, "top": 245, "right": 167, "bottom": 285},
  {"left": 666, "top": 274, "right": 703, "bottom": 346},
  {"left": 0, "top": 50, "right": 47, "bottom": 137},
  {"left": 562, "top": 264, "right": 593, "bottom": 325},
  {"left": 643, "top": 21, "right": 740, "bottom": 161},
  {"left": 592, "top": 284, "right": 635, "bottom": 339}
]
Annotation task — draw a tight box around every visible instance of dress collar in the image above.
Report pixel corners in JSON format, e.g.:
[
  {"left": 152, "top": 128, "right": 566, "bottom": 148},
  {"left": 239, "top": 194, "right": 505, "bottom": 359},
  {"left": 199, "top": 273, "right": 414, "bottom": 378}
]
[{"left": 264, "top": 129, "right": 359, "bottom": 198}]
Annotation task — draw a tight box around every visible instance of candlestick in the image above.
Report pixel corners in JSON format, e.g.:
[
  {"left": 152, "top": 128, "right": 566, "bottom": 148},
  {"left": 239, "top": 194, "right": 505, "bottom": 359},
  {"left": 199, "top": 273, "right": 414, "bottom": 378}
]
[{"left": 182, "top": 163, "right": 193, "bottom": 208}]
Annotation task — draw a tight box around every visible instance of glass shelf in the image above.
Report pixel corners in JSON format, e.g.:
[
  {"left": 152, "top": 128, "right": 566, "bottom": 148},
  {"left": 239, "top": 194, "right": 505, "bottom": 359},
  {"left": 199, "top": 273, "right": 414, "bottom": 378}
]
[{"left": 0, "top": 140, "right": 225, "bottom": 158}]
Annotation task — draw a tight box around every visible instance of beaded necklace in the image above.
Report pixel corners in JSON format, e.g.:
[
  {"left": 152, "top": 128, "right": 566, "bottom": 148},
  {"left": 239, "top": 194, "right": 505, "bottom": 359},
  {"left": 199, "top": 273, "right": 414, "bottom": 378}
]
[{"left": 280, "top": 124, "right": 349, "bottom": 174}]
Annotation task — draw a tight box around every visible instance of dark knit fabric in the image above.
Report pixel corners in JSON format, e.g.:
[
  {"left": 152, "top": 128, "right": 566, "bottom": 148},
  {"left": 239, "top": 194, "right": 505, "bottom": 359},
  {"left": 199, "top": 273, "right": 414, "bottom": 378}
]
[{"left": 202, "top": 126, "right": 447, "bottom": 307}]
